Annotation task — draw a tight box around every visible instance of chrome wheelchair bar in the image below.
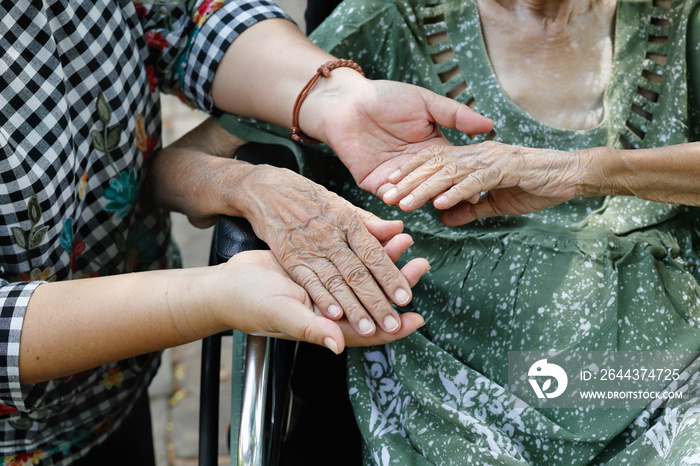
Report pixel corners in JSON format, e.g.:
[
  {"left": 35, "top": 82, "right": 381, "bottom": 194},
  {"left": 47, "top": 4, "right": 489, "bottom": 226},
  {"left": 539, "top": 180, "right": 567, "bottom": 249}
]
[{"left": 237, "top": 335, "right": 270, "bottom": 466}]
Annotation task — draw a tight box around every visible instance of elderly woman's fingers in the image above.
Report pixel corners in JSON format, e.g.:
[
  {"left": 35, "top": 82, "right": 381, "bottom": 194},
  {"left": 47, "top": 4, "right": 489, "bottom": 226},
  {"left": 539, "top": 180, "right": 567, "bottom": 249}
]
[
  {"left": 331, "top": 244, "right": 403, "bottom": 335},
  {"left": 397, "top": 168, "right": 461, "bottom": 211},
  {"left": 438, "top": 186, "right": 571, "bottom": 226},
  {"left": 381, "top": 233, "right": 414, "bottom": 262},
  {"left": 439, "top": 197, "right": 501, "bottom": 226},
  {"left": 285, "top": 263, "right": 345, "bottom": 320},
  {"left": 432, "top": 167, "right": 506, "bottom": 210},
  {"left": 288, "top": 258, "right": 386, "bottom": 336},
  {"left": 399, "top": 258, "right": 431, "bottom": 287},
  {"left": 346, "top": 225, "right": 412, "bottom": 300},
  {"left": 383, "top": 151, "right": 451, "bottom": 205},
  {"left": 297, "top": 229, "right": 420, "bottom": 338},
  {"left": 352, "top": 207, "right": 405, "bottom": 242},
  {"left": 289, "top": 238, "right": 404, "bottom": 337},
  {"left": 351, "top": 208, "right": 415, "bottom": 305},
  {"left": 337, "top": 312, "right": 425, "bottom": 347},
  {"left": 386, "top": 146, "right": 446, "bottom": 184}
]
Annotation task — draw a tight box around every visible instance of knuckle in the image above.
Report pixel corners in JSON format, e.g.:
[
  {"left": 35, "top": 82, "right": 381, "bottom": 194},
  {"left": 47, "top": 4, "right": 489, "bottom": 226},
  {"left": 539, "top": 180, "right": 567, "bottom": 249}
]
[
  {"left": 343, "top": 307, "right": 369, "bottom": 328},
  {"left": 441, "top": 163, "right": 459, "bottom": 180},
  {"left": 303, "top": 324, "right": 316, "bottom": 345},
  {"left": 285, "top": 263, "right": 307, "bottom": 280},
  {"left": 358, "top": 244, "right": 389, "bottom": 269},
  {"left": 451, "top": 181, "right": 472, "bottom": 197},
  {"left": 277, "top": 244, "right": 298, "bottom": 264},
  {"left": 330, "top": 207, "right": 359, "bottom": 229},
  {"left": 296, "top": 273, "right": 318, "bottom": 292},
  {"left": 345, "top": 263, "right": 373, "bottom": 287},
  {"left": 413, "top": 181, "right": 435, "bottom": 197},
  {"left": 364, "top": 296, "right": 390, "bottom": 314},
  {"left": 426, "top": 155, "right": 446, "bottom": 169},
  {"left": 490, "top": 162, "right": 508, "bottom": 183},
  {"left": 416, "top": 145, "right": 445, "bottom": 160},
  {"left": 469, "top": 168, "right": 489, "bottom": 184},
  {"left": 480, "top": 140, "right": 503, "bottom": 151},
  {"left": 288, "top": 265, "right": 322, "bottom": 291},
  {"left": 322, "top": 272, "right": 349, "bottom": 294}
]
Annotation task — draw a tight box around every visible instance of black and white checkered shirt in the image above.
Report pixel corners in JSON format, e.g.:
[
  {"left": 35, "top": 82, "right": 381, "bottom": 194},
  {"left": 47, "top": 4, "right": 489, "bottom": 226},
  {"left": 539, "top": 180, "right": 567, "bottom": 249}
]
[{"left": 0, "top": 1, "right": 288, "bottom": 463}]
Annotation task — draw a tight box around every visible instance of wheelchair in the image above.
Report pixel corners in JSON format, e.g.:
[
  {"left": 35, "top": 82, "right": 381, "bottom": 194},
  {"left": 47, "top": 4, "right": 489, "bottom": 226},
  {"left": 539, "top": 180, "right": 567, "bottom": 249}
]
[{"left": 197, "top": 143, "right": 361, "bottom": 466}]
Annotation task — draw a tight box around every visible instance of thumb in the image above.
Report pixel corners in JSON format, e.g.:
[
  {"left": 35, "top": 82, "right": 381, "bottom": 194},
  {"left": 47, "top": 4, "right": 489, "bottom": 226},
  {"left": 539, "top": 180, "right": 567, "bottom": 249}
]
[
  {"left": 421, "top": 89, "right": 493, "bottom": 135},
  {"left": 273, "top": 299, "right": 346, "bottom": 354},
  {"left": 352, "top": 206, "right": 404, "bottom": 242}
]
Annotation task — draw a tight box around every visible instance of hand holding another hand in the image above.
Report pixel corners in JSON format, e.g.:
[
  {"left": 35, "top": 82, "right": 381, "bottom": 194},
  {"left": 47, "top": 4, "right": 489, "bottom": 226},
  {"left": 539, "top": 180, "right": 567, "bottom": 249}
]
[
  {"left": 231, "top": 164, "right": 428, "bottom": 338},
  {"left": 302, "top": 76, "right": 494, "bottom": 197},
  {"left": 381, "top": 142, "right": 595, "bottom": 225},
  {"left": 215, "top": 249, "right": 428, "bottom": 354}
]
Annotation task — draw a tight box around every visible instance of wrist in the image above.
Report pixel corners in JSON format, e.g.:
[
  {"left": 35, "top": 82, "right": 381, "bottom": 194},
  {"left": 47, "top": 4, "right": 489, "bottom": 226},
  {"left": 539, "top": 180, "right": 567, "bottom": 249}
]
[
  {"left": 225, "top": 163, "right": 269, "bottom": 221},
  {"left": 296, "top": 66, "right": 369, "bottom": 143},
  {"left": 217, "top": 159, "right": 259, "bottom": 217},
  {"left": 576, "top": 147, "right": 627, "bottom": 197},
  {"left": 166, "top": 267, "right": 226, "bottom": 341}
]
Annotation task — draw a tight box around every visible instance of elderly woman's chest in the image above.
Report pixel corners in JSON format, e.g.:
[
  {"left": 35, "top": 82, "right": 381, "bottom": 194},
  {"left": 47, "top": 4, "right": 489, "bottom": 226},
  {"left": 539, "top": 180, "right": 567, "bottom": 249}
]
[{"left": 474, "top": 0, "right": 618, "bottom": 131}]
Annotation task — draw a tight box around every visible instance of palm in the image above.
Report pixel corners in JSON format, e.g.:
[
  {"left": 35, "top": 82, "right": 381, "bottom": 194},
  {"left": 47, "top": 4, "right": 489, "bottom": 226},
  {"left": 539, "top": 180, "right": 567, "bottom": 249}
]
[{"left": 323, "top": 80, "right": 492, "bottom": 196}]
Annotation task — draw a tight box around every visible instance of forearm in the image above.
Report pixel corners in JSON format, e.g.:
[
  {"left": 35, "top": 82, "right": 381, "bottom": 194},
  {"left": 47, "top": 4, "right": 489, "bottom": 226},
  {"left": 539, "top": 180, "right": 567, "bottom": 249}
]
[
  {"left": 588, "top": 143, "right": 700, "bottom": 205},
  {"left": 20, "top": 267, "right": 222, "bottom": 384},
  {"left": 148, "top": 119, "right": 253, "bottom": 227},
  {"left": 210, "top": 18, "right": 366, "bottom": 141}
]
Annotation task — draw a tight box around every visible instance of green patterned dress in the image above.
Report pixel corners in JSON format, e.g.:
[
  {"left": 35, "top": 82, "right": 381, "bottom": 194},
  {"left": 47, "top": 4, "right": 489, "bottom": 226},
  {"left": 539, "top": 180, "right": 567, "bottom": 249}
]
[{"left": 220, "top": 0, "right": 700, "bottom": 463}]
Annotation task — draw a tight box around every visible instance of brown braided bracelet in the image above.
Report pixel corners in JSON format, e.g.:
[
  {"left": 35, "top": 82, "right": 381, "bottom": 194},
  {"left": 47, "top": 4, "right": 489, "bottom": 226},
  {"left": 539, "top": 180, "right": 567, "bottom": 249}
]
[{"left": 291, "top": 59, "right": 365, "bottom": 144}]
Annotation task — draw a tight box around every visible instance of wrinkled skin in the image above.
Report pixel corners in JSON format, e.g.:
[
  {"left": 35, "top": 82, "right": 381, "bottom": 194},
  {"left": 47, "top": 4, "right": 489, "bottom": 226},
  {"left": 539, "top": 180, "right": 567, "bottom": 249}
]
[
  {"left": 231, "top": 164, "right": 426, "bottom": 337},
  {"left": 221, "top": 249, "right": 428, "bottom": 353},
  {"left": 151, "top": 98, "right": 492, "bottom": 339},
  {"left": 382, "top": 142, "right": 597, "bottom": 225}
]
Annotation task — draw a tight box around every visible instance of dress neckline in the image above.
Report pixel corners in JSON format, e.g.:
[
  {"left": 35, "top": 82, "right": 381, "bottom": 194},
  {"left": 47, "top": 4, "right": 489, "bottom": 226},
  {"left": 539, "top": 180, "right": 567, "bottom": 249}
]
[{"left": 415, "top": 0, "right": 674, "bottom": 150}]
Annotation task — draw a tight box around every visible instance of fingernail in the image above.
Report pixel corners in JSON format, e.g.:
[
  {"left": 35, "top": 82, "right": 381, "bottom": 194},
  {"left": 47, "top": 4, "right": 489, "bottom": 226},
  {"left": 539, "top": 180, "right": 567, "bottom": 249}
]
[
  {"left": 358, "top": 318, "right": 374, "bottom": 335},
  {"left": 323, "top": 337, "right": 339, "bottom": 355},
  {"left": 328, "top": 304, "right": 342, "bottom": 318},
  {"left": 384, "top": 187, "right": 398, "bottom": 200},
  {"left": 399, "top": 194, "right": 414, "bottom": 208},
  {"left": 384, "top": 315, "right": 399, "bottom": 332},
  {"left": 388, "top": 170, "right": 402, "bottom": 182},
  {"left": 394, "top": 288, "right": 410, "bottom": 305},
  {"left": 435, "top": 195, "right": 448, "bottom": 206}
]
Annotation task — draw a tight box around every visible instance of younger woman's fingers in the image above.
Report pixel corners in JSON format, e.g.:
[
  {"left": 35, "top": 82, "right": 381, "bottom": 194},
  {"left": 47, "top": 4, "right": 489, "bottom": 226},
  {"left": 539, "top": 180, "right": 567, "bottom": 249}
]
[
  {"left": 353, "top": 207, "right": 405, "bottom": 242},
  {"left": 275, "top": 301, "right": 345, "bottom": 354},
  {"left": 400, "top": 258, "right": 430, "bottom": 287},
  {"left": 382, "top": 233, "right": 414, "bottom": 263}
]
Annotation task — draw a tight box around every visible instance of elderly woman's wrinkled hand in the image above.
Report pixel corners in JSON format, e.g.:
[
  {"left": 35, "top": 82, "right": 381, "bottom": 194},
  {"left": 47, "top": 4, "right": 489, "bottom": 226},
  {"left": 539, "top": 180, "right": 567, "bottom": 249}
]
[
  {"left": 381, "top": 142, "right": 595, "bottom": 225},
  {"left": 232, "top": 164, "right": 427, "bottom": 337}
]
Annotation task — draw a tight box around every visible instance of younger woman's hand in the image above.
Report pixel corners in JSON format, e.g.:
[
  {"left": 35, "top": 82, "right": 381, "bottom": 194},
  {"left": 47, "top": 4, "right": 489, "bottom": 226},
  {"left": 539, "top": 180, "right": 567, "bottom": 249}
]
[
  {"left": 381, "top": 143, "right": 595, "bottom": 225},
  {"left": 218, "top": 249, "right": 429, "bottom": 354}
]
